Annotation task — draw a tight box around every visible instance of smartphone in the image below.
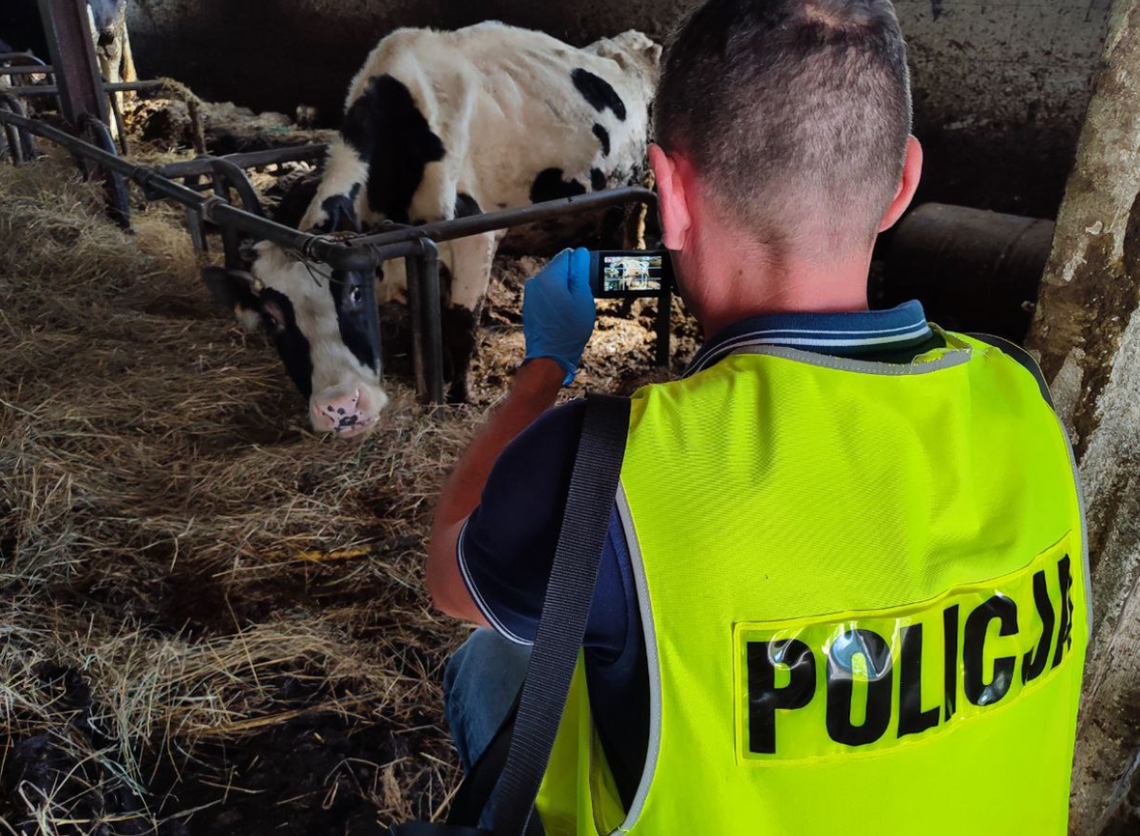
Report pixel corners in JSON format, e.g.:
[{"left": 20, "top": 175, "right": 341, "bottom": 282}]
[{"left": 589, "top": 250, "right": 672, "bottom": 298}]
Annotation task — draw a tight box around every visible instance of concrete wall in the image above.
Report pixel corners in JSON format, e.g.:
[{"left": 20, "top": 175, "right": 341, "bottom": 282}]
[{"left": 126, "top": 0, "right": 1113, "bottom": 217}]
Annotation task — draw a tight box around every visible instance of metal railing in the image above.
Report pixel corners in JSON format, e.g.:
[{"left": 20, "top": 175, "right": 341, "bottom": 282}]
[{"left": 0, "top": 107, "right": 668, "bottom": 402}]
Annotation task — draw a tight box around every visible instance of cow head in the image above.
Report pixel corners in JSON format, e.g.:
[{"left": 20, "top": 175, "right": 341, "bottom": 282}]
[
  {"left": 86, "top": 0, "right": 125, "bottom": 44},
  {"left": 202, "top": 243, "right": 387, "bottom": 438},
  {"left": 586, "top": 30, "right": 663, "bottom": 85}
]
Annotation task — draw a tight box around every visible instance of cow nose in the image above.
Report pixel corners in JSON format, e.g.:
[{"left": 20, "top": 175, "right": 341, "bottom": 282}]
[{"left": 311, "top": 389, "right": 366, "bottom": 434}]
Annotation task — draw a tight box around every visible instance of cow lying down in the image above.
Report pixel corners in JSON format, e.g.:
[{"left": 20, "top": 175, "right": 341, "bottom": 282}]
[{"left": 205, "top": 22, "right": 660, "bottom": 438}]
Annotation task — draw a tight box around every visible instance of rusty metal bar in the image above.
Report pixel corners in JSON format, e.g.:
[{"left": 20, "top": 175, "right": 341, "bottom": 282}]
[{"left": 37, "top": 0, "right": 109, "bottom": 125}]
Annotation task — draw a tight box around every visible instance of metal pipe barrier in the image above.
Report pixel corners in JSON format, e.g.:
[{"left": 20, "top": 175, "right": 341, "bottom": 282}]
[
  {"left": 77, "top": 112, "right": 130, "bottom": 227},
  {"left": 5, "top": 79, "right": 167, "bottom": 97},
  {"left": 0, "top": 107, "right": 667, "bottom": 402},
  {"left": 0, "top": 94, "right": 36, "bottom": 163},
  {"left": 154, "top": 144, "right": 329, "bottom": 180},
  {"left": 0, "top": 64, "right": 55, "bottom": 76},
  {"left": 0, "top": 53, "right": 49, "bottom": 66}
]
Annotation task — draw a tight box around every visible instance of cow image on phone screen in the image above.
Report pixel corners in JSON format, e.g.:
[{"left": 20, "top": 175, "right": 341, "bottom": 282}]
[{"left": 589, "top": 250, "right": 672, "bottom": 297}]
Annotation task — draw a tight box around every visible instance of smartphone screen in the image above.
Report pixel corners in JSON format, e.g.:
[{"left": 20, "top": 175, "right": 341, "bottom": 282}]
[{"left": 590, "top": 250, "right": 671, "bottom": 297}]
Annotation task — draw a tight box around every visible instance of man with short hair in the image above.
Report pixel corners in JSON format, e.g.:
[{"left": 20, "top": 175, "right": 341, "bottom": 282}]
[{"left": 427, "top": 1, "right": 1088, "bottom": 833}]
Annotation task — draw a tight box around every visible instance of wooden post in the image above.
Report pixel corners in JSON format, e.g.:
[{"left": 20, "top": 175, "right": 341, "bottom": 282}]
[
  {"left": 37, "top": 0, "right": 108, "bottom": 127},
  {"left": 1025, "top": 1, "right": 1140, "bottom": 832}
]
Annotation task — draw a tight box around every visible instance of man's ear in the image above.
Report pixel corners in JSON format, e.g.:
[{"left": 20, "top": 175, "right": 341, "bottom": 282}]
[
  {"left": 649, "top": 144, "right": 692, "bottom": 251},
  {"left": 879, "top": 136, "right": 924, "bottom": 233},
  {"left": 201, "top": 266, "right": 263, "bottom": 332}
]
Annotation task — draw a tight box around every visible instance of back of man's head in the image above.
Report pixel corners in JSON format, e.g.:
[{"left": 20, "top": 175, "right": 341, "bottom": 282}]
[{"left": 655, "top": 0, "right": 912, "bottom": 255}]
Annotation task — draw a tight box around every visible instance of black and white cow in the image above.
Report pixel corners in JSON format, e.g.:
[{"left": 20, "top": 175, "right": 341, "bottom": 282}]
[{"left": 206, "top": 22, "right": 660, "bottom": 438}]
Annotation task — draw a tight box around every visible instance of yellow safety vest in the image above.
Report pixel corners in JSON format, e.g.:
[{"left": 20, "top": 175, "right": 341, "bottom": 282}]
[{"left": 535, "top": 330, "right": 1088, "bottom": 836}]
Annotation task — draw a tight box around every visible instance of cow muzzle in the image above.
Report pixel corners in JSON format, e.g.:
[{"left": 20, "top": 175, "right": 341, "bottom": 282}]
[{"left": 310, "top": 384, "right": 388, "bottom": 438}]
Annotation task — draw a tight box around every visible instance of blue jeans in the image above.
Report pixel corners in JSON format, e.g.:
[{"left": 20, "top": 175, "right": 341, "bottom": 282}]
[{"left": 444, "top": 628, "right": 532, "bottom": 772}]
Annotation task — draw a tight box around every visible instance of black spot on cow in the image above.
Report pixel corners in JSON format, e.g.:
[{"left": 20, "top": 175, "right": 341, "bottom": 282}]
[
  {"left": 592, "top": 123, "right": 611, "bottom": 156},
  {"left": 571, "top": 68, "right": 627, "bottom": 121},
  {"left": 455, "top": 192, "right": 482, "bottom": 218},
  {"left": 314, "top": 183, "right": 362, "bottom": 234},
  {"left": 341, "top": 74, "right": 445, "bottom": 225},
  {"left": 590, "top": 168, "right": 607, "bottom": 192},
  {"left": 530, "top": 168, "right": 587, "bottom": 204},
  {"left": 260, "top": 288, "right": 315, "bottom": 400},
  {"left": 327, "top": 269, "right": 380, "bottom": 374}
]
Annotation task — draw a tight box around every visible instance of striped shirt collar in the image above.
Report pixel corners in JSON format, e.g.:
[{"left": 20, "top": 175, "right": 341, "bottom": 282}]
[{"left": 684, "top": 300, "right": 933, "bottom": 378}]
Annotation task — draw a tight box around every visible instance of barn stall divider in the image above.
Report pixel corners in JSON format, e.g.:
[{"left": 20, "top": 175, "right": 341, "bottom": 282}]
[{"left": 0, "top": 107, "right": 670, "bottom": 403}]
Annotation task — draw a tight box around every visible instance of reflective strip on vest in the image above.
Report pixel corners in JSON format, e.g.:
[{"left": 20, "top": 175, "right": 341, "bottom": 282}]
[{"left": 535, "top": 331, "right": 1088, "bottom": 836}]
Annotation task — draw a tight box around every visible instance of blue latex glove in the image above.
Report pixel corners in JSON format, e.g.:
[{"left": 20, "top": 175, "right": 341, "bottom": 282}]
[{"left": 523, "top": 247, "right": 596, "bottom": 385}]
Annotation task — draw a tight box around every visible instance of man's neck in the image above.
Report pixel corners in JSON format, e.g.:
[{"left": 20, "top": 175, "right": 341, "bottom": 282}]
[{"left": 682, "top": 222, "right": 874, "bottom": 336}]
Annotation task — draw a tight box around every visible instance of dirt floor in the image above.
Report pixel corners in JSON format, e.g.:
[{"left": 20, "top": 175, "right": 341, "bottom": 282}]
[{"left": 0, "top": 96, "right": 699, "bottom": 835}]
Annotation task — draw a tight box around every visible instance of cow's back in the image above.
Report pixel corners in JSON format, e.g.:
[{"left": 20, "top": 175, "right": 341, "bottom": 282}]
[{"left": 346, "top": 22, "right": 658, "bottom": 224}]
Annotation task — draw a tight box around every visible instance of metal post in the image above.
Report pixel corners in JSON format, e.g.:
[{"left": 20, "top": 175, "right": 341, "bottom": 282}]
[
  {"left": 655, "top": 284, "right": 672, "bottom": 368},
  {"left": 417, "top": 239, "right": 445, "bottom": 404},
  {"left": 78, "top": 113, "right": 129, "bottom": 228},
  {"left": 107, "top": 85, "right": 129, "bottom": 154},
  {"left": 38, "top": 0, "right": 109, "bottom": 126},
  {"left": 404, "top": 254, "right": 428, "bottom": 399},
  {"left": 207, "top": 158, "right": 264, "bottom": 269},
  {"left": 0, "top": 99, "right": 27, "bottom": 164},
  {"left": 39, "top": 0, "right": 119, "bottom": 219}
]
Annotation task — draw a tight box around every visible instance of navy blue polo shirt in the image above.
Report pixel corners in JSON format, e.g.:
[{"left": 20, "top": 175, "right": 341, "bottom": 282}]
[{"left": 458, "top": 301, "right": 939, "bottom": 806}]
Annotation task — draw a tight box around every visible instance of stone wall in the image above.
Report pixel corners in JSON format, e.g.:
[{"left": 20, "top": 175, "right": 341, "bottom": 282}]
[{"left": 125, "top": 0, "right": 1113, "bottom": 217}]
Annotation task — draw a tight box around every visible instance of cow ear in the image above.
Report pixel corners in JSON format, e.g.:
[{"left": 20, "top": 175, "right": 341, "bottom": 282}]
[{"left": 202, "top": 266, "right": 264, "bottom": 332}]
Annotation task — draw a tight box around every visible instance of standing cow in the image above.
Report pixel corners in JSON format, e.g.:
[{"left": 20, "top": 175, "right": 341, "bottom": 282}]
[{"left": 207, "top": 22, "right": 660, "bottom": 437}]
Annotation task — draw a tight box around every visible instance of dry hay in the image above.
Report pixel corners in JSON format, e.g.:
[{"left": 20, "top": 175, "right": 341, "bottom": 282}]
[
  {"left": 0, "top": 134, "right": 699, "bottom": 833},
  {"left": 0, "top": 150, "right": 472, "bottom": 834}
]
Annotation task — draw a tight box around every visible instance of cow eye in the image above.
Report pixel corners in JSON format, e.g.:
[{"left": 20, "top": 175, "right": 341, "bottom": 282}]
[
  {"left": 261, "top": 299, "right": 287, "bottom": 334},
  {"left": 345, "top": 277, "right": 365, "bottom": 311}
]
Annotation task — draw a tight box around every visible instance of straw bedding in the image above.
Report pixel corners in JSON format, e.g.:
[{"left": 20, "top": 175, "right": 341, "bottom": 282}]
[{"left": 0, "top": 122, "right": 695, "bottom": 832}]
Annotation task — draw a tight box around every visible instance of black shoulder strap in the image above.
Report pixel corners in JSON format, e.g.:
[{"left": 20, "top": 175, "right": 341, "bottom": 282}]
[
  {"left": 488, "top": 392, "right": 631, "bottom": 836},
  {"left": 967, "top": 332, "right": 1054, "bottom": 409},
  {"left": 392, "top": 393, "right": 631, "bottom": 836}
]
